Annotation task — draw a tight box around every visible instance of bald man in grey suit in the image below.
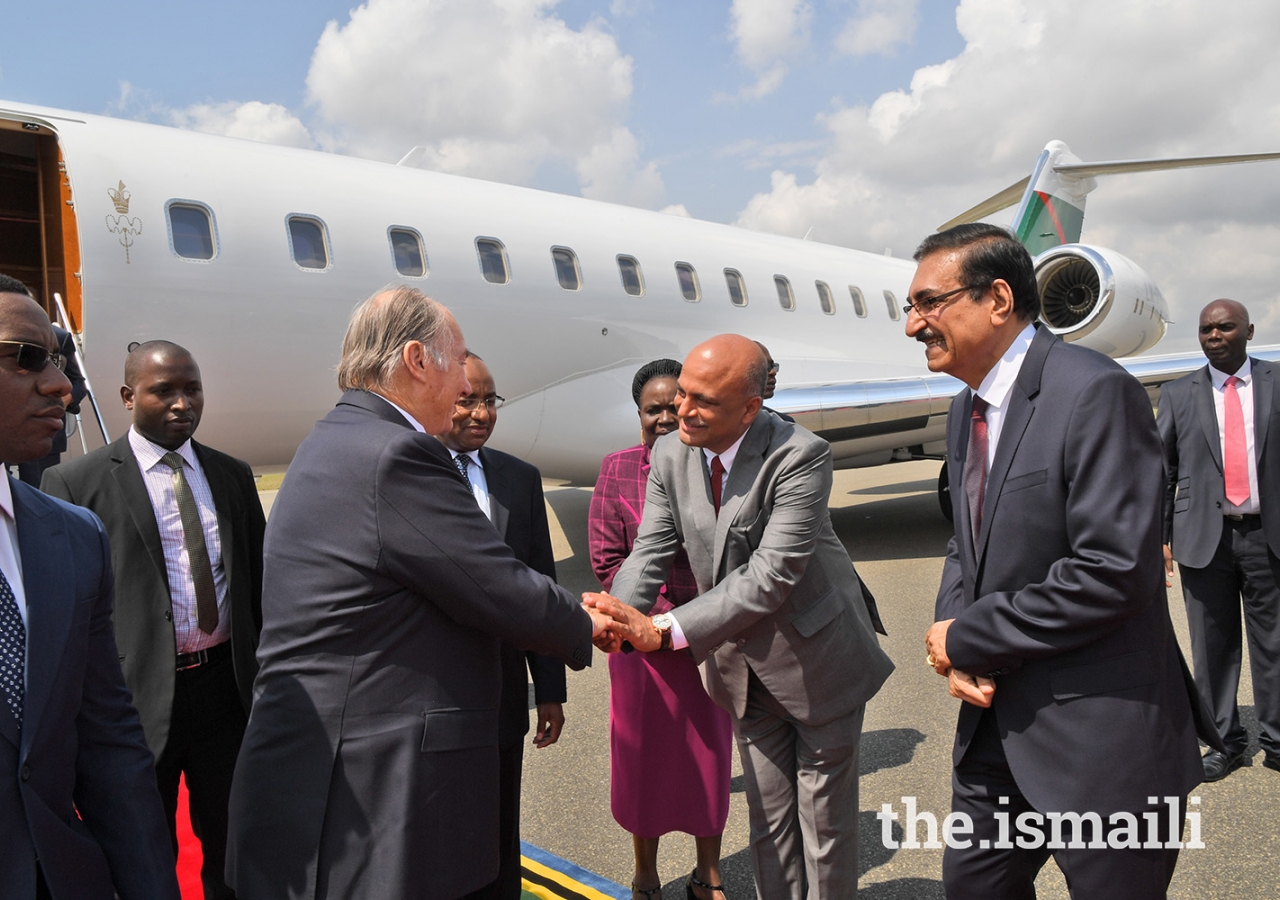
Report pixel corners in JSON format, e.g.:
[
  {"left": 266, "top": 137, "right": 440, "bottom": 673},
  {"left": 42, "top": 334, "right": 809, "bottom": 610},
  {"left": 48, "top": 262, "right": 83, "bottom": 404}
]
[{"left": 590, "top": 334, "right": 892, "bottom": 900}]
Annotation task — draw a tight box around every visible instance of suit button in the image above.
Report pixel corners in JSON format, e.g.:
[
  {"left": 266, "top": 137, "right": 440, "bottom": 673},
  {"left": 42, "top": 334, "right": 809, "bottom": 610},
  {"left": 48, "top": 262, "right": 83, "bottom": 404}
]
[
  {"left": 736, "top": 638, "right": 746, "bottom": 647},
  {"left": 165, "top": 610, "right": 173, "bottom": 621},
  {"left": 20, "top": 764, "right": 30, "bottom": 781}
]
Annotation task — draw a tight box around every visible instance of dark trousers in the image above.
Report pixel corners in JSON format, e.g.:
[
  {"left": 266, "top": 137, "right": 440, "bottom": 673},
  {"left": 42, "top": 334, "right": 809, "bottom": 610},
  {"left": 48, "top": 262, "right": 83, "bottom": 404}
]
[
  {"left": 154, "top": 647, "right": 247, "bottom": 900},
  {"left": 944, "top": 710, "right": 1183, "bottom": 900},
  {"left": 1180, "top": 516, "right": 1280, "bottom": 757},
  {"left": 464, "top": 741, "right": 525, "bottom": 900}
]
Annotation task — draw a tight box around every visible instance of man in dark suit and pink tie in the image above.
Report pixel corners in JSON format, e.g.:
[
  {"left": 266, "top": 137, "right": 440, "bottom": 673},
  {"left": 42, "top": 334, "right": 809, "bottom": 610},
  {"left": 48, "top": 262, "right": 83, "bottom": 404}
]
[{"left": 1158, "top": 298, "right": 1280, "bottom": 780}]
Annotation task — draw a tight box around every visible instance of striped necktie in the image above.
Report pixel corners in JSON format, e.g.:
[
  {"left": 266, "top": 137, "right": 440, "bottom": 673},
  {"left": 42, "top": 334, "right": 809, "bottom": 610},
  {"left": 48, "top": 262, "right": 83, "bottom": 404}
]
[{"left": 161, "top": 452, "right": 219, "bottom": 634}]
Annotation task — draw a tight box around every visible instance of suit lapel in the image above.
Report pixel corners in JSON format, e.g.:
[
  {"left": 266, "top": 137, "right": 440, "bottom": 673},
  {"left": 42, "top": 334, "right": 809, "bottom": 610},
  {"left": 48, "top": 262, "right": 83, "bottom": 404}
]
[
  {"left": 1192, "top": 367, "right": 1224, "bottom": 472},
  {"left": 196, "top": 442, "right": 235, "bottom": 586},
  {"left": 713, "top": 415, "right": 770, "bottom": 578},
  {"left": 109, "top": 438, "right": 171, "bottom": 595},
  {"left": 682, "top": 445, "right": 717, "bottom": 581},
  {"left": 479, "top": 448, "right": 509, "bottom": 536},
  {"left": 11, "top": 481, "right": 72, "bottom": 756},
  {"left": 975, "top": 328, "right": 1048, "bottom": 565},
  {"left": 1252, "top": 358, "right": 1273, "bottom": 459}
]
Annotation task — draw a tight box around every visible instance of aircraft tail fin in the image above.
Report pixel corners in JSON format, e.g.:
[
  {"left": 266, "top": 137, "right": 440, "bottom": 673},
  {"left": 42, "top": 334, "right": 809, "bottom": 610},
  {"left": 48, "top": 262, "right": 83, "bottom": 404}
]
[{"left": 940, "top": 142, "right": 1280, "bottom": 256}]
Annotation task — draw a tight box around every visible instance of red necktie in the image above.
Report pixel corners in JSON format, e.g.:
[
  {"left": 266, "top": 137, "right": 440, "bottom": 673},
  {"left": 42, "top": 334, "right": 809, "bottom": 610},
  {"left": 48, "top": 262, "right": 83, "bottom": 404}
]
[
  {"left": 1224, "top": 376, "right": 1250, "bottom": 506},
  {"left": 964, "top": 396, "right": 989, "bottom": 547},
  {"left": 710, "top": 455, "right": 725, "bottom": 515}
]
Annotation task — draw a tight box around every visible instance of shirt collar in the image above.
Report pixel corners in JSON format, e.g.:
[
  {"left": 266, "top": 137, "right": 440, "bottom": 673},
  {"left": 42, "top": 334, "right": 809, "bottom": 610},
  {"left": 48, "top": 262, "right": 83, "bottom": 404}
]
[
  {"left": 129, "top": 425, "right": 197, "bottom": 470},
  {"left": 376, "top": 394, "right": 426, "bottom": 433},
  {"left": 1209, "top": 358, "right": 1252, "bottom": 389},
  {"left": 0, "top": 475, "right": 13, "bottom": 522},
  {"left": 702, "top": 429, "right": 748, "bottom": 474},
  {"left": 975, "top": 323, "right": 1037, "bottom": 410}
]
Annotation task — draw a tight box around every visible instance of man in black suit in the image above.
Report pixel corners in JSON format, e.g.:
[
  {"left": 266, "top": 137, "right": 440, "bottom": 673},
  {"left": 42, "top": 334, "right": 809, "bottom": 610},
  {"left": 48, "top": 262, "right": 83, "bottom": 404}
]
[
  {"left": 227, "top": 286, "right": 607, "bottom": 900},
  {"left": 437, "top": 352, "right": 567, "bottom": 900},
  {"left": 1158, "top": 298, "right": 1280, "bottom": 780},
  {"left": 0, "top": 284, "right": 179, "bottom": 899},
  {"left": 909, "top": 224, "right": 1202, "bottom": 900},
  {"left": 43, "top": 340, "right": 264, "bottom": 900}
]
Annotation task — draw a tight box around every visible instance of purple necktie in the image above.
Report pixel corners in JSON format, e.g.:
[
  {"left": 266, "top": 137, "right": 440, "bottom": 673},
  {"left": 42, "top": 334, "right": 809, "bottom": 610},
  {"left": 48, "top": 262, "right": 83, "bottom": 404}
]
[
  {"left": 710, "top": 455, "right": 725, "bottom": 515},
  {"left": 964, "top": 395, "right": 989, "bottom": 547}
]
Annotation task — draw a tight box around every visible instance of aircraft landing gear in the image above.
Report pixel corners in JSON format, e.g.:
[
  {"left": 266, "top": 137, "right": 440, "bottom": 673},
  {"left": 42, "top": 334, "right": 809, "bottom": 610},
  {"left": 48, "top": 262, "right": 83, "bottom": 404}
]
[{"left": 938, "top": 461, "right": 953, "bottom": 521}]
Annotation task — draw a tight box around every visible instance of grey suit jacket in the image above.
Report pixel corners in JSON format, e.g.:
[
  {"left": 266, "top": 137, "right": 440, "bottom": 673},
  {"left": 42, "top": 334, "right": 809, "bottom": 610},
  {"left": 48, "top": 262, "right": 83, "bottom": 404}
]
[
  {"left": 226, "top": 390, "right": 594, "bottom": 900},
  {"left": 610, "top": 410, "right": 893, "bottom": 726},
  {"left": 0, "top": 478, "right": 178, "bottom": 900},
  {"left": 1158, "top": 358, "right": 1280, "bottom": 568},
  {"left": 940, "top": 326, "right": 1202, "bottom": 816},
  {"left": 42, "top": 435, "right": 265, "bottom": 757}
]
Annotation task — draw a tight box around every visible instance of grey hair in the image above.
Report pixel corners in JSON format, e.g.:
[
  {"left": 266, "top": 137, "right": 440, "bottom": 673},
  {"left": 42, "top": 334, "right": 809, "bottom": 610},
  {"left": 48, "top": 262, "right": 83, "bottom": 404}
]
[{"left": 337, "top": 285, "right": 455, "bottom": 391}]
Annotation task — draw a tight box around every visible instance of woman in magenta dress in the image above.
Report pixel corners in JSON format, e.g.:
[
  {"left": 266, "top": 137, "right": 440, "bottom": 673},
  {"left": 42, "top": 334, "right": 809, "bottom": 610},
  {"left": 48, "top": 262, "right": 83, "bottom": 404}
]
[{"left": 588, "top": 359, "right": 734, "bottom": 900}]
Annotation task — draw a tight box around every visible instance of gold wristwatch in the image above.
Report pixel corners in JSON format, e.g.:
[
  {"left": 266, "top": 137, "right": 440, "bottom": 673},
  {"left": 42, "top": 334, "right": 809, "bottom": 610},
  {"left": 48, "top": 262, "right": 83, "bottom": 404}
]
[{"left": 651, "top": 613, "right": 674, "bottom": 652}]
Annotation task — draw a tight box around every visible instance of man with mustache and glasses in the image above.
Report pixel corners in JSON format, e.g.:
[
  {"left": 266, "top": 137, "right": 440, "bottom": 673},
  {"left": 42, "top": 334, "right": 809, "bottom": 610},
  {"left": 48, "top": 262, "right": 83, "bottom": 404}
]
[
  {"left": 0, "top": 275, "right": 178, "bottom": 899},
  {"left": 906, "top": 224, "right": 1205, "bottom": 900},
  {"left": 44, "top": 340, "right": 265, "bottom": 900}
]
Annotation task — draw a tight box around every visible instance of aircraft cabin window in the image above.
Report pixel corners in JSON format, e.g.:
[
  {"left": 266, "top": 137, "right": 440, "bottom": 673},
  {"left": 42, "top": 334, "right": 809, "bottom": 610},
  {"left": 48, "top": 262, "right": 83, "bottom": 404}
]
[
  {"left": 167, "top": 202, "right": 216, "bottom": 260},
  {"left": 617, "top": 255, "right": 645, "bottom": 296},
  {"left": 287, "top": 216, "right": 330, "bottom": 270},
  {"left": 725, "top": 269, "right": 748, "bottom": 307},
  {"left": 476, "top": 238, "right": 510, "bottom": 285},
  {"left": 816, "top": 281, "right": 836, "bottom": 315},
  {"left": 774, "top": 276, "right": 796, "bottom": 311},
  {"left": 884, "top": 289, "right": 901, "bottom": 321},
  {"left": 389, "top": 228, "right": 427, "bottom": 277},
  {"left": 849, "top": 285, "right": 868, "bottom": 317},
  {"left": 675, "top": 263, "right": 701, "bottom": 302},
  {"left": 552, "top": 247, "right": 582, "bottom": 291}
]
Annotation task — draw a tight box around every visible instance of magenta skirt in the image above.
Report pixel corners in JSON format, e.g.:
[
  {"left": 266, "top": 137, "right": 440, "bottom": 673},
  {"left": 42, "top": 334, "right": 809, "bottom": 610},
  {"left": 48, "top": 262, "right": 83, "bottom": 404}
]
[{"left": 608, "top": 647, "right": 734, "bottom": 838}]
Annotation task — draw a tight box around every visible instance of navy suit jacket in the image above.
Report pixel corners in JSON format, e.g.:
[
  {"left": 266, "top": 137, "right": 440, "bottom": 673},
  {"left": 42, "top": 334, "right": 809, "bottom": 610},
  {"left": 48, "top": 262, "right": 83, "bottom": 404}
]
[
  {"left": 479, "top": 447, "right": 567, "bottom": 748},
  {"left": 939, "top": 326, "right": 1203, "bottom": 815},
  {"left": 0, "top": 478, "right": 177, "bottom": 900},
  {"left": 1158, "top": 357, "right": 1280, "bottom": 568}
]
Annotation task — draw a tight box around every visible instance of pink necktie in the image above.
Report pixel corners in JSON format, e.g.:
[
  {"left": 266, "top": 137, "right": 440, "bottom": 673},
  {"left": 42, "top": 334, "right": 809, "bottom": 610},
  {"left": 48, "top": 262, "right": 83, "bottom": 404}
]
[
  {"left": 964, "top": 396, "right": 989, "bottom": 546},
  {"left": 1224, "top": 376, "right": 1250, "bottom": 506},
  {"left": 710, "top": 455, "right": 725, "bottom": 515}
]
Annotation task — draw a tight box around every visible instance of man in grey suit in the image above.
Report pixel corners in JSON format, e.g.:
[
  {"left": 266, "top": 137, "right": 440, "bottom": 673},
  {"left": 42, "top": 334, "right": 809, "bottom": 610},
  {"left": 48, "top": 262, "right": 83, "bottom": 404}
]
[
  {"left": 589, "top": 333, "right": 893, "bottom": 900},
  {"left": 912, "top": 224, "right": 1202, "bottom": 900},
  {"left": 227, "top": 286, "right": 609, "bottom": 900},
  {"left": 1158, "top": 298, "right": 1280, "bottom": 780}
]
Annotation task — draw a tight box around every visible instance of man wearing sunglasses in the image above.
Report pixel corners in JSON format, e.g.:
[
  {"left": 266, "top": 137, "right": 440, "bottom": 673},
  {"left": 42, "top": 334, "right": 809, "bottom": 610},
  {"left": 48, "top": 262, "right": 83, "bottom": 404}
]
[
  {"left": 0, "top": 280, "right": 179, "bottom": 899},
  {"left": 907, "top": 224, "right": 1204, "bottom": 900},
  {"left": 435, "top": 351, "right": 566, "bottom": 900}
]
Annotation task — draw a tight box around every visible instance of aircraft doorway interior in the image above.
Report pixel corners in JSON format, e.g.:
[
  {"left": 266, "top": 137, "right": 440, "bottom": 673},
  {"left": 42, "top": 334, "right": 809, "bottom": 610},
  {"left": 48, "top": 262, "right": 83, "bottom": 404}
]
[{"left": 0, "top": 121, "right": 81, "bottom": 330}]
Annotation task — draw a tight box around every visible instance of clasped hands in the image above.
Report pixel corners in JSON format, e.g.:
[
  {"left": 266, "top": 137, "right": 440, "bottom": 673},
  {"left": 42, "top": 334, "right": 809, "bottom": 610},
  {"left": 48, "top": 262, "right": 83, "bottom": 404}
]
[
  {"left": 925, "top": 618, "right": 996, "bottom": 708},
  {"left": 581, "top": 592, "right": 661, "bottom": 653}
]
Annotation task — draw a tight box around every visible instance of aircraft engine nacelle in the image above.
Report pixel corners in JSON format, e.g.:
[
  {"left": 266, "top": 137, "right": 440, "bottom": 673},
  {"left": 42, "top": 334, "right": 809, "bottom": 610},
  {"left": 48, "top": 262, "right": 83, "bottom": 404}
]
[{"left": 1033, "top": 244, "right": 1168, "bottom": 358}]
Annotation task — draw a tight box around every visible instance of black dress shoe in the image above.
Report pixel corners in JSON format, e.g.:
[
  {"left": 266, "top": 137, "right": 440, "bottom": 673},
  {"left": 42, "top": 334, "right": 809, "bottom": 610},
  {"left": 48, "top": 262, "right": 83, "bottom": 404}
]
[
  {"left": 1202, "top": 749, "right": 1247, "bottom": 782},
  {"left": 1263, "top": 754, "right": 1280, "bottom": 772}
]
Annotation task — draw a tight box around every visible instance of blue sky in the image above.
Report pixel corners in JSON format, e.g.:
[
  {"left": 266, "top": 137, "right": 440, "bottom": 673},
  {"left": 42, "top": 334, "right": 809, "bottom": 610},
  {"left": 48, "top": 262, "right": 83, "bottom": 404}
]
[{"left": 3, "top": 0, "right": 1280, "bottom": 349}]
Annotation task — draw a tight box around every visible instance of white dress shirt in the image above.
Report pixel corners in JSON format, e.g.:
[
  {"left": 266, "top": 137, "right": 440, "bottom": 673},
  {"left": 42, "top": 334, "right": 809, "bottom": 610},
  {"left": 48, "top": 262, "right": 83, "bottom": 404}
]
[
  {"left": 451, "top": 450, "right": 492, "bottom": 521},
  {"left": 129, "top": 427, "right": 229, "bottom": 653},
  {"left": 1210, "top": 360, "right": 1260, "bottom": 515},
  {"left": 974, "top": 323, "right": 1037, "bottom": 469},
  {"left": 0, "top": 476, "right": 27, "bottom": 624}
]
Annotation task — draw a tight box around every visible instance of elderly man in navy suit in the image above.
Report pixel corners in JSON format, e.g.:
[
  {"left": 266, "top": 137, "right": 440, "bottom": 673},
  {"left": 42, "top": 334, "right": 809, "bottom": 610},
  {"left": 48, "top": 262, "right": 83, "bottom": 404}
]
[
  {"left": 0, "top": 279, "right": 178, "bottom": 900},
  {"left": 1159, "top": 298, "right": 1280, "bottom": 781},
  {"left": 909, "top": 225, "right": 1202, "bottom": 900}
]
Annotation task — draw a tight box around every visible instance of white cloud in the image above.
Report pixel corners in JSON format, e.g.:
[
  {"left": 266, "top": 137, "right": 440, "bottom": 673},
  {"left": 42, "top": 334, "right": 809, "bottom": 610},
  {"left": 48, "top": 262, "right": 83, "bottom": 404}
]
[
  {"left": 728, "top": 0, "right": 812, "bottom": 98},
  {"left": 734, "top": 0, "right": 1280, "bottom": 350},
  {"left": 170, "top": 101, "right": 314, "bottom": 149},
  {"left": 301, "top": 0, "right": 665, "bottom": 206},
  {"left": 660, "top": 204, "right": 691, "bottom": 218},
  {"left": 836, "top": 0, "right": 919, "bottom": 58}
]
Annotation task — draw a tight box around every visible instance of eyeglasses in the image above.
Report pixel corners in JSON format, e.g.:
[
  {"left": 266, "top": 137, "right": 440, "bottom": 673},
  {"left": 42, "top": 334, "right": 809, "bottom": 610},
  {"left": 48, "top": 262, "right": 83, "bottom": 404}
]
[
  {"left": 456, "top": 395, "right": 505, "bottom": 412},
  {"left": 0, "top": 340, "right": 66, "bottom": 373},
  {"left": 766, "top": 359, "right": 780, "bottom": 373},
  {"left": 903, "top": 284, "right": 983, "bottom": 317}
]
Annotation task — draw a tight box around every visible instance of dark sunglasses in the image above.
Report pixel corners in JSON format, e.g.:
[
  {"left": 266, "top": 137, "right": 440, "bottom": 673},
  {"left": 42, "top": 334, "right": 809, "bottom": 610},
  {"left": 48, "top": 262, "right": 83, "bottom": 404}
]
[{"left": 0, "top": 340, "right": 67, "bottom": 373}]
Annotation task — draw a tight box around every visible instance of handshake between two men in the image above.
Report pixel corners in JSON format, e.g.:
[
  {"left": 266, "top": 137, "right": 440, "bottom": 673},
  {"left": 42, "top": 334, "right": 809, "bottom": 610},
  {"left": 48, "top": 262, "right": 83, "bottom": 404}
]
[{"left": 580, "top": 593, "right": 662, "bottom": 654}]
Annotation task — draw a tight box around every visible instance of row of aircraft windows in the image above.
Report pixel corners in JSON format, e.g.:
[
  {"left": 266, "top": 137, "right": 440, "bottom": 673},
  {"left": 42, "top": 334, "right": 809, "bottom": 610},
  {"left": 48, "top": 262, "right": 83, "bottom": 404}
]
[{"left": 164, "top": 201, "right": 903, "bottom": 321}]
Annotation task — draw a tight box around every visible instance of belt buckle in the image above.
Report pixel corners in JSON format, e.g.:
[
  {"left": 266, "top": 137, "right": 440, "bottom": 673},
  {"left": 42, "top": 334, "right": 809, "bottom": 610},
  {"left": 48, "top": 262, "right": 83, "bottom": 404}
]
[{"left": 176, "top": 649, "right": 210, "bottom": 672}]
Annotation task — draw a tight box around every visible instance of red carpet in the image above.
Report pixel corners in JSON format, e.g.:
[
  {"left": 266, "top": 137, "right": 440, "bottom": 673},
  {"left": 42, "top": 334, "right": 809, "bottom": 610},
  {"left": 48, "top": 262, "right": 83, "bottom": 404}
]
[{"left": 175, "top": 775, "right": 204, "bottom": 899}]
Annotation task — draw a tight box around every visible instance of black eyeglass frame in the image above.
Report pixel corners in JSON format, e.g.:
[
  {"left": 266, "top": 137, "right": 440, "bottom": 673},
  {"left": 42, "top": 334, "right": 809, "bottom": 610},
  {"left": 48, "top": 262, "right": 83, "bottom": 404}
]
[
  {"left": 455, "top": 395, "right": 506, "bottom": 412},
  {"left": 0, "top": 340, "right": 66, "bottom": 373},
  {"left": 902, "top": 284, "right": 986, "bottom": 318}
]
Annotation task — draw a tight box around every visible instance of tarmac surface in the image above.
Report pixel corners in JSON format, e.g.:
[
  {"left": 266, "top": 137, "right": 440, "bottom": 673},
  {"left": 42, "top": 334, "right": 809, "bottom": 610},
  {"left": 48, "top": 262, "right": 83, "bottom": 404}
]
[{"left": 505, "top": 459, "right": 1280, "bottom": 900}]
